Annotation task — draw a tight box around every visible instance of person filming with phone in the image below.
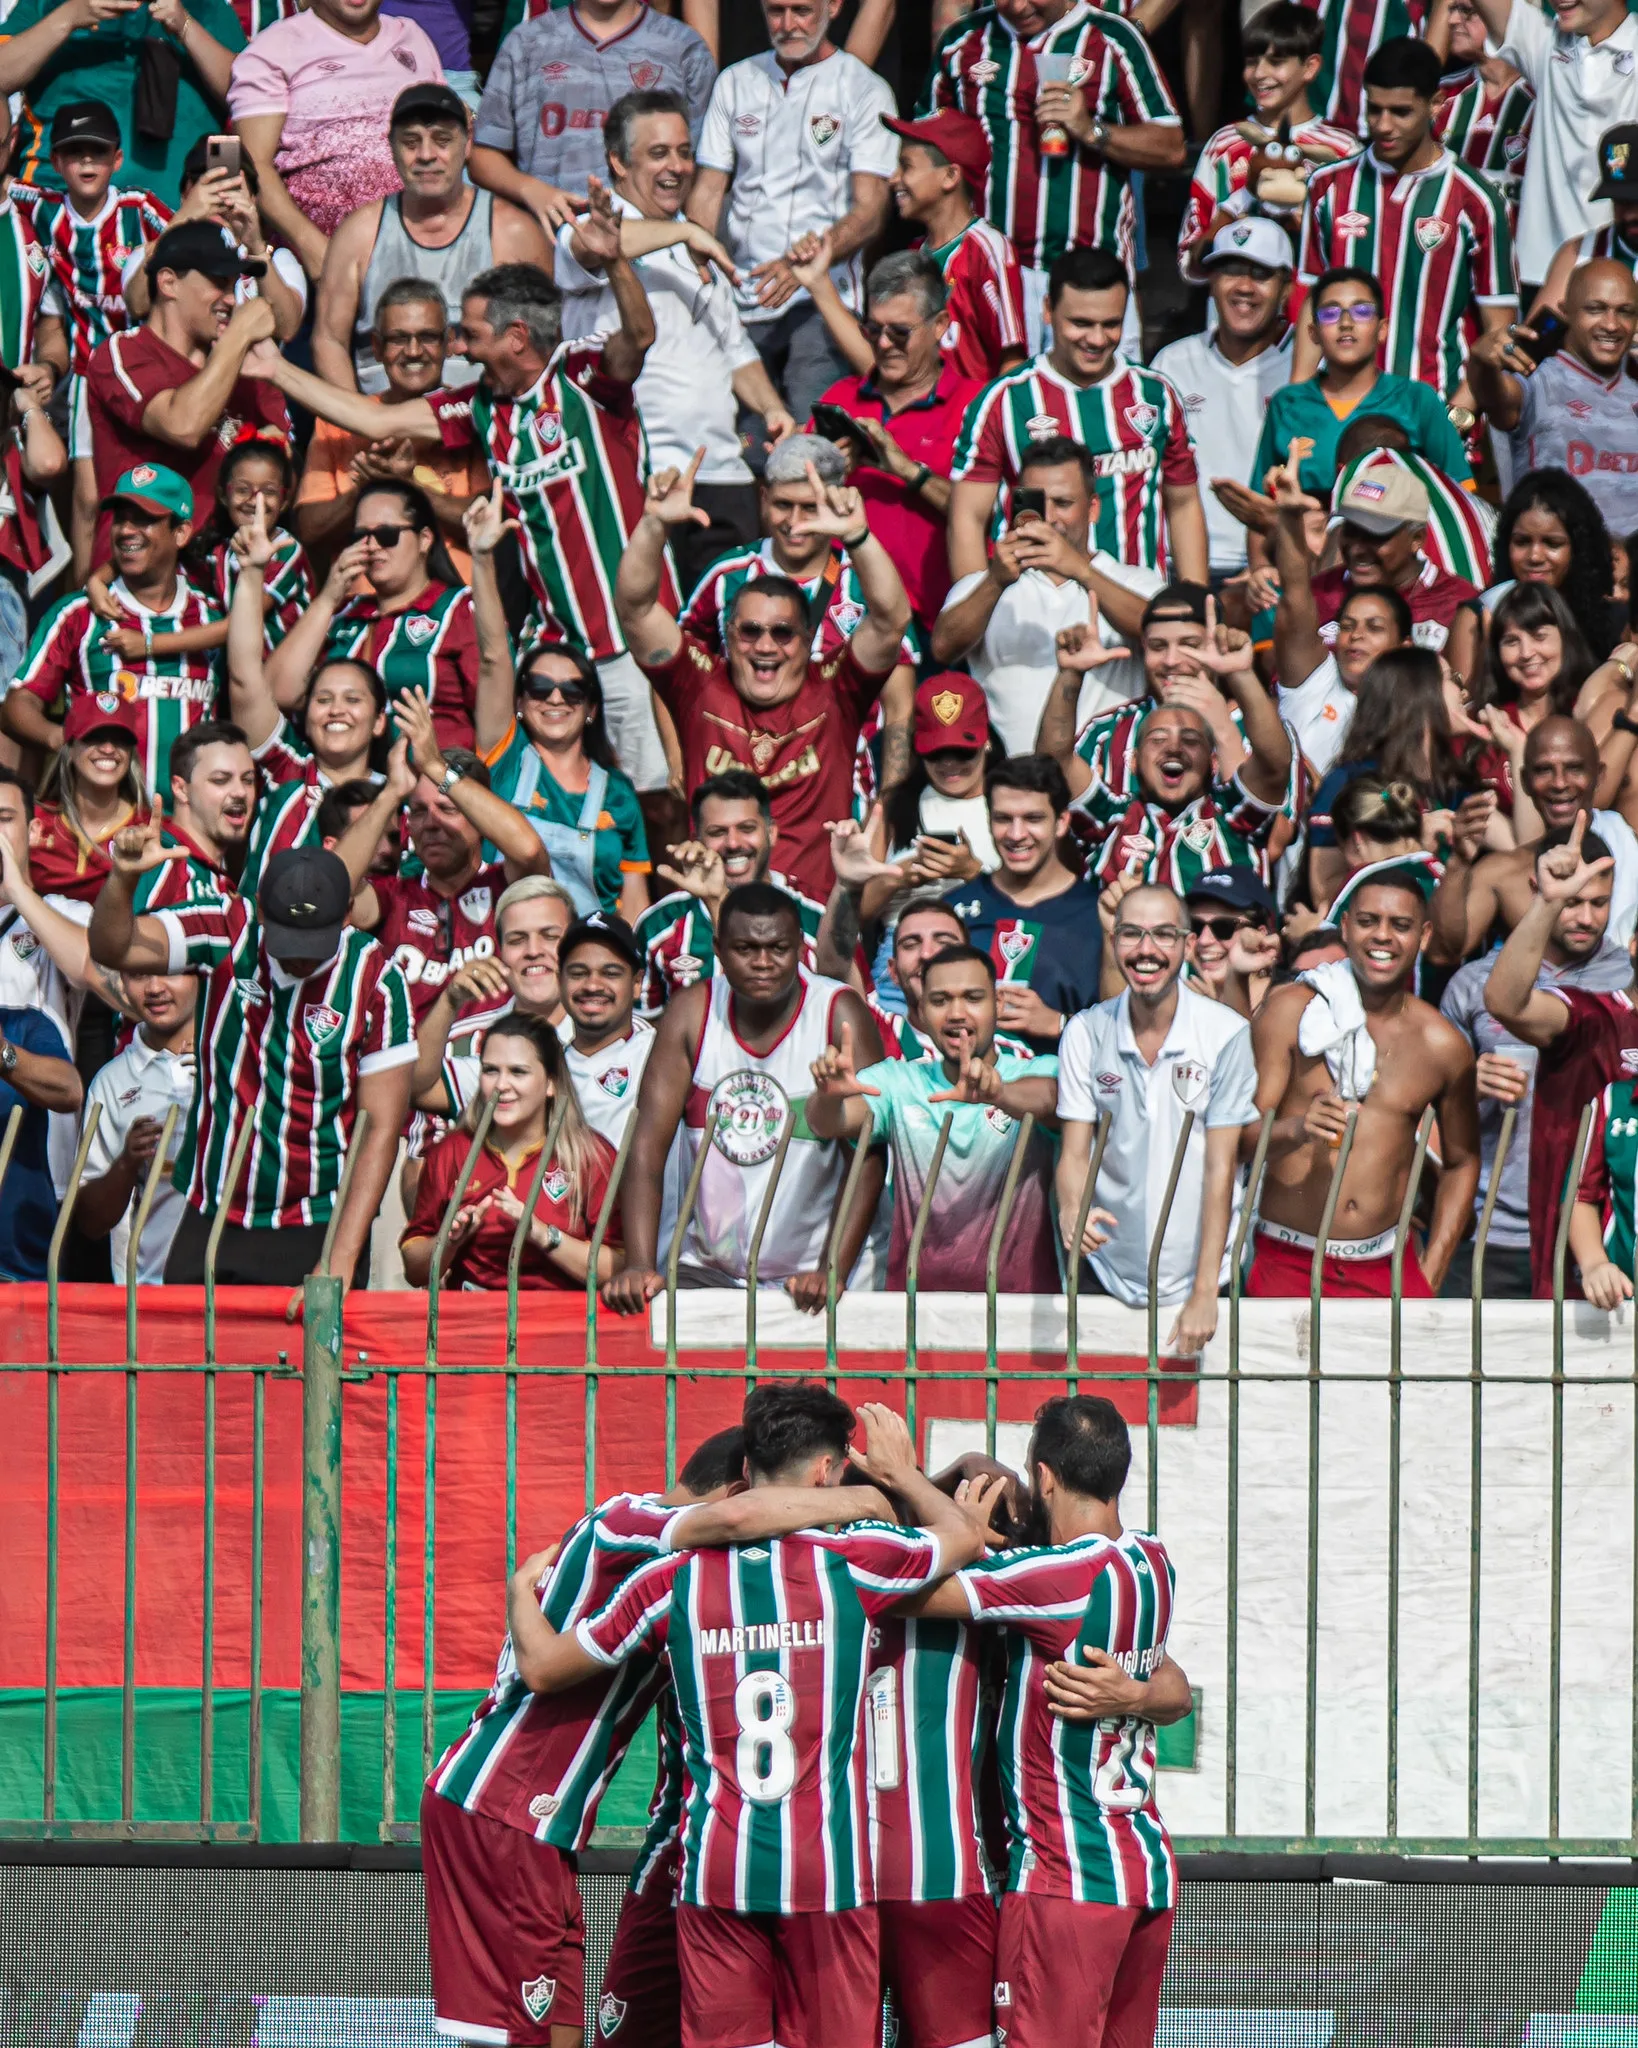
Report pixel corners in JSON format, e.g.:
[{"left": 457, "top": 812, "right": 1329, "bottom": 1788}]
[{"left": 1468, "top": 258, "right": 1638, "bottom": 534}]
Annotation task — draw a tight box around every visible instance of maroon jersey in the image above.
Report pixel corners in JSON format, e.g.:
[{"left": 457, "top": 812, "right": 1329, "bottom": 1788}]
[
  {"left": 867, "top": 1615, "right": 991, "bottom": 1904},
  {"left": 1310, "top": 556, "right": 1479, "bottom": 654},
  {"left": 1530, "top": 985, "right": 1638, "bottom": 1297},
  {"left": 369, "top": 861, "right": 507, "bottom": 1022}
]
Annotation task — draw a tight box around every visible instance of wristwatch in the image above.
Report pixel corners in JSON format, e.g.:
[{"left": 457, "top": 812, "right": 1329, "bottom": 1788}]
[
  {"left": 1087, "top": 117, "right": 1111, "bottom": 153},
  {"left": 437, "top": 762, "right": 464, "bottom": 796},
  {"left": 0, "top": 1039, "right": 17, "bottom": 1077},
  {"left": 542, "top": 1223, "right": 563, "bottom": 1254}
]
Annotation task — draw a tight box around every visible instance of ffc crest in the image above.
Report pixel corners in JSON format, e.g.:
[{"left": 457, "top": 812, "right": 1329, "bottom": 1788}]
[
  {"left": 404, "top": 614, "right": 437, "bottom": 645},
  {"left": 520, "top": 1978, "right": 556, "bottom": 2023},
  {"left": 1124, "top": 402, "right": 1159, "bottom": 436},
  {"left": 458, "top": 885, "right": 494, "bottom": 924},
  {"left": 810, "top": 113, "right": 840, "bottom": 145},
  {"left": 304, "top": 1004, "right": 343, "bottom": 1046},
  {"left": 598, "top": 1995, "right": 627, "bottom": 2038},
  {"left": 1414, "top": 217, "right": 1449, "bottom": 251},
  {"left": 930, "top": 689, "right": 965, "bottom": 726}
]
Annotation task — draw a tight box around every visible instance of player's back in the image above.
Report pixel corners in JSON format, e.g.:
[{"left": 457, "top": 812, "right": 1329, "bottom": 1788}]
[
  {"left": 965, "top": 1527, "right": 1176, "bottom": 1907},
  {"left": 866, "top": 1614, "right": 992, "bottom": 1903}
]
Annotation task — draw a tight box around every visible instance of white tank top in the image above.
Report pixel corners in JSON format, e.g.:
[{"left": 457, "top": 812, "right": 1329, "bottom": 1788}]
[{"left": 679, "top": 970, "right": 847, "bottom": 1283}]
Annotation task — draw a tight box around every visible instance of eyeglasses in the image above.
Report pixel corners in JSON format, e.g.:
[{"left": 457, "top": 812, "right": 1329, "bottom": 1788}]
[
  {"left": 1190, "top": 914, "right": 1251, "bottom": 941},
  {"left": 351, "top": 522, "right": 414, "bottom": 547},
  {"left": 860, "top": 316, "right": 929, "bottom": 349},
  {"left": 379, "top": 328, "right": 445, "bottom": 350},
  {"left": 1315, "top": 300, "right": 1379, "bottom": 325},
  {"left": 524, "top": 678, "right": 591, "bottom": 706},
  {"left": 730, "top": 619, "right": 803, "bottom": 648},
  {"left": 1113, "top": 924, "right": 1189, "bottom": 946}
]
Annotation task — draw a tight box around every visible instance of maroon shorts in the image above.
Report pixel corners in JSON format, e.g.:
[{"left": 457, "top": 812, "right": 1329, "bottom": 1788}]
[
  {"left": 878, "top": 1895, "right": 998, "bottom": 2048},
  {"left": 994, "top": 1893, "right": 1172, "bottom": 2048},
  {"left": 420, "top": 1786, "right": 586, "bottom": 2044},
  {"left": 675, "top": 1902, "right": 879, "bottom": 2048},
  {"left": 1245, "top": 1229, "right": 1431, "bottom": 1300},
  {"left": 597, "top": 1850, "right": 681, "bottom": 2048}
]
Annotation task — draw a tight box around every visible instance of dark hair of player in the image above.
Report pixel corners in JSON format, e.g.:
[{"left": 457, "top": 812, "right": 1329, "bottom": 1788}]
[
  {"left": 692, "top": 769, "right": 773, "bottom": 827},
  {"left": 680, "top": 1426, "right": 747, "bottom": 1494},
  {"left": 718, "top": 882, "right": 803, "bottom": 943},
  {"left": 1029, "top": 1396, "right": 1133, "bottom": 1503},
  {"left": 1363, "top": 33, "right": 1443, "bottom": 99},
  {"left": 742, "top": 1382, "right": 856, "bottom": 1481}
]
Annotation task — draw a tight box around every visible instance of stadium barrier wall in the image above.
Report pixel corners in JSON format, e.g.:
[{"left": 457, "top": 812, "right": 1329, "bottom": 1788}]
[{"left": 7, "top": 1095, "right": 1638, "bottom": 1856}]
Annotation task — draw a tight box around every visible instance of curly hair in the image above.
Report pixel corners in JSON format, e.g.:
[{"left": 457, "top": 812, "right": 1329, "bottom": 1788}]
[{"left": 1494, "top": 468, "right": 1617, "bottom": 659}]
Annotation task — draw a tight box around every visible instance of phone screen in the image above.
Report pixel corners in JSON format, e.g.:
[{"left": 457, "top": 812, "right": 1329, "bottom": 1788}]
[{"left": 1012, "top": 488, "right": 1047, "bottom": 521}]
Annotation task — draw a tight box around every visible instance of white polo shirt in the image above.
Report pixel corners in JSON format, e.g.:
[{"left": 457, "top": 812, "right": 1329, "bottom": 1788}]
[
  {"left": 1056, "top": 981, "right": 1258, "bottom": 1308},
  {"left": 1502, "top": 0, "right": 1638, "bottom": 281},
  {"left": 1149, "top": 329, "right": 1292, "bottom": 574},
  {"left": 696, "top": 48, "right": 898, "bottom": 324},
  {"left": 81, "top": 1033, "right": 197, "bottom": 1286},
  {"left": 554, "top": 197, "right": 761, "bottom": 483}
]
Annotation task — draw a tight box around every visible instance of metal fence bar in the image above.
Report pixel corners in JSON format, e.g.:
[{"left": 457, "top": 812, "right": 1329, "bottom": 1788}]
[
  {"left": 664, "top": 1115, "right": 720, "bottom": 1490},
  {"left": 1549, "top": 1102, "right": 1594, "bottom": 1848},
  {"left": 903, "top": 1114, "right": 952, "bottom": 1451},
  {"left": 426, "top": 1098, "right": 497, "bottom": 1374},
  {"left": 1065, "top": 1115, "right": 1112, "bottom": 1397},
  {"left": 382, "top": 1364, "right": 399, "bottom": 1840},
  {"left": 745, "top": 1119, "right": 794, "bottom": 1379},
  {"left": 1306, "top": 1110, "right": 1357, "bottom": 1841},
  {"left": 1144, "top": 1113, "right": 1196, "bottom": 1534},
  {"left": 300, "top": 1273, "right": 344, "bottom": 1842},
  {"left": 1225, "top": 1109, "right": 1273, "bottom": 1840},
  {"left": 502, "top": 1100, "right": 569, "bottom": 1577},
  {"left": 1385, "top": 1105, "right": 1434, "bottom": 1839},
  {"left": 47, "top": 1104, "right": 100, "bottom": 1366},
  {"left": 124, "top": 1103, "right": 180, "bottom": 1362},
  {"left": 583, "top": 1118, "right": 636, "bottom": 1517},
  {"left": 203, "top": 1118, "right": 257, "bottom": 1368},
  {"left": 317, "top": 1110, "right": 370, "bottom": 1280},
  {"left": 1469, "top": 1105, "right": 1513, "bottom": 1848},
  {"left": 827, "top": 1131, "right": 877, "bottom": 1391},
  {"left": 984, "top": 1115, "right": 1036, "bottom": 1456},
  {"left": 250, "top": 1363, "right": 265, "bottom": 1836}
]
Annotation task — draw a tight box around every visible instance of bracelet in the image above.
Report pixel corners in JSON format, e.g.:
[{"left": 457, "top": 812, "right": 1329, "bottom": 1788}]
[
  {"left": 841, "top": 525, "right": 871, "bottom": 549},
  {"left": 910, "top": 464, "right": 932, "bottom": 495},
  {"left": 1613, "top": 655, "right": 1636, "bottom": 687}
]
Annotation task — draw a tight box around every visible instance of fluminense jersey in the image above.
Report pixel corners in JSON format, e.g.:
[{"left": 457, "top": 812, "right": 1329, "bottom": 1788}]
[
  {"left": 1578, "top": 1078, "right": 1638, "bottom": 1278},
  {"left": 950, "top": 355, "right": 1197, "bottom": 573},
  {"left": 1297, "top": 146, "right": 1516, "bottom": 403},
  {"left": 156, "top": 893, "right": 415, "bottom": 1229},
  {"left": 429, "top": 1491, "right": 684, "bottom": 1847},
  {"left": 432, "top": 346, "right": 673, "bottom": 661},
  {"left": 920, "top": 2, "right": 1180, "bottom": 273},
  {"left": 1432, "top": 69, "right": 1533, "bottom": 218},
  {"left": 923, "top": 216, "right": 1028, "bottom": 381},
  {"left": 14, "top": 578, "right": 223, "bottom": 795},
  {"left": 1330, "top": 448, "right": 1493, "bottom": 588},
  {"left": 866, "top": 986, "right": 1036, "bottom": 1064},
  {"left": 1576, "top": 219, "right": 1638, "bottom": 278},
  {"left": 0, "top": 194, "right": 53, "bottom": 371},
  {"left": 11, "top": 181, "right": 169, "bottom": 372},
  {"left": 630, "top": 1691, "right": 687, "bottom": 1896},
  {"left": 130, "top": 821, "right": 233, "bottom": 914},
  {"left": 633, "top": 878, "right": 823, "bottom": 1018},
  {"left": 576, "top": 1524, "right": 945, "bottom": 1914},
  {"left": 866, "top": 1615, "right": 990, "bottom": 1903},
  {"left": 324, "top": 581, "right": 478, "bottom": 747},
  {"left": 682, "top": 538, "right": 871, "bottom": 659},
  {"left": 1309, "top": 0, "right": 1429, "bottom": 133},
  {"left": 956, "top": 1528, "right": 1176, "bottom": 1907},
  {"left": 1178, "top": 117, "right": 1360, "bottom": 279},
  {"left": 209, "top": 532, "right": 312, "bottom": 653},
  {"left": 370, "top": 861, "right": 508, "bottom": 1024}
]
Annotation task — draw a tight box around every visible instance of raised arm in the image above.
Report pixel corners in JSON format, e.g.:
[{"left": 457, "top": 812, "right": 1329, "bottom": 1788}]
[
  {"left": 667, "top": 1483, "right": 896, "bottom": 1548},
  {"left": 465, "top": 485, "right": 519, "bottom": 757},
  {"left": 263, "top": 541, "right": 365, "bottom": 709},
  {"left": 572, "top": 179, "right": 656, "bottom": 387},
  {"left": 87, "top": 816, "right": 190, "bottom": 971},
  {"left": 1464, "top": 318, "right": 1530, "bottom": 434},
  {"left": 804, "top": 1018, "right": 880, "bottom": 1142},
  {"left": 787, "top": 463, "right": 911, "bottom": 673},
  {"left": 233, "top": 114, "right": 329, "bottom": 284},
  {"left": 251, "top": 342, "right": 442, "bottom": 446},
  {"left": 602, "top": 989, "right": 703, "bottom": 1312},
  {"left": 615, "top": 456, "right": 700, "bottom": 669},
  {"left": 329, "top": 738, "right": 418, "bottom": 917},
  {"left": 1037, "top": 621, "right": 1123, "bottom": 800},
  {"left": 848, "top": 1403, "right": 993, "bottom": 1573},
  {"left": 1270, "top": 459, "right": 1329, "bottom": 688},
  {"left": 139, "top": 299, "right": 277, "bottom": 449},
  {"left": 785, "top": 234, "right": 874, "bottom": 380},
  {"left": 224, "top": 507, "right": 284, "bottom": 748},
  {"left": 505, "top": 1547, "right": 610, "bottom": 1692},
  {"left": 1482, "top": 818, "right": 1609, "bottom": 1046}
]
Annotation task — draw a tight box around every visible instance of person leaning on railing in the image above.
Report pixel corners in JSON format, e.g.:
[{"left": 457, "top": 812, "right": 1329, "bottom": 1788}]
[{"left": 401, "top": 1011, "right": 624, "bottom": 1293}]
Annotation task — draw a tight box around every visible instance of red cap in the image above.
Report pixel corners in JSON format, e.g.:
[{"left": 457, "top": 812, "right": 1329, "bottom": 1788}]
[
  {"left": 914, "top": 672, "right": 990, "bottom": 754},
  {"left": 881, "top": 111, "right": 991, "bottom": 196},
  {"left": 63, "top": 690, "right": 143, "bottom": 745}
]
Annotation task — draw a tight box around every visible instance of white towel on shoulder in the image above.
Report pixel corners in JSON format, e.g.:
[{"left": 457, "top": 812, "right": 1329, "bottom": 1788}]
[{"left": 1296, "top": 959, "right": 1376, "bottom": 1100}]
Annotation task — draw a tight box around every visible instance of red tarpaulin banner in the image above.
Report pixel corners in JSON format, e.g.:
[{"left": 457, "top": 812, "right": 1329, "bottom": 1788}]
[{"left": 0, "top": 1284, "right": 1195, "bottom": 1691}]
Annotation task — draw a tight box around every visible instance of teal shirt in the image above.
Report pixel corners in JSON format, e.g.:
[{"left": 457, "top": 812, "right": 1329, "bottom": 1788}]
[
  {"left": 1249, "top": 372, "right": 1473, "bottom": 501},
  {"left": 1, "top": 0, "right": 247, "bottom": 206},
  {"left": 482, "top": 724, "right": 649, "bottom": 914}
]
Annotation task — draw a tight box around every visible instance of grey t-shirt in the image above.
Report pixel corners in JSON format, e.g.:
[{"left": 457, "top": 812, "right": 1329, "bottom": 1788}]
[
  {"left": 1509, "top": 350, "right": 1638, "bottom": 537},
  {"left": 1440, "top": 937, "right": 1632, "bottom": 1250},
  {"left": 474, "top": 7, "right": 717, "bottom": 193}
]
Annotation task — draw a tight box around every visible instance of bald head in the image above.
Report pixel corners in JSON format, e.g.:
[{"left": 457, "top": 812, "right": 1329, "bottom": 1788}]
[
  {"left": 1524, "top": 714, "right": 1597, "bottom": 775},
  {"left": 1522, "top": 714, "right": 1599, "bottom": 834},
  {"left": 1125, "top": 883, "right": 1187, "bottom": 925},
  {"left": 1565, "top": 259, "right": 1638, "bottom": 371}
]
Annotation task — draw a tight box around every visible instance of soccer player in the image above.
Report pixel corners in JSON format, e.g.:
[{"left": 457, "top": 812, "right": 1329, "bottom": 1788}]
[
  {"left": 1249, "top": 861, "right": 1481, "bottom": 1297},
  {"left": 426, "top": 1424, "right": 890, "bottom": 2048},
  {"left": 635, "top": 773, "right": 824, "bottom": 1018},
  {"left": 901, "top": 1395, "right": 1193, "bottom": 2048},
  {"left": 501, "top": 1385, "right": 993, "bottom": 2048},
  {"left": 948, "top": 247, "right": 1208, "bottom": 588},
  {"left": 1294, "top": 37, "right": 1517, "bottom": 404}
]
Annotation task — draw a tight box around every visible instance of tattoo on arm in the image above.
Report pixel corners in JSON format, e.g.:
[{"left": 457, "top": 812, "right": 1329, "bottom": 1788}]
[
  {"left": 830, "top": 887, "right": 862, "bottom": 965},
  {"left": 879, "top": 721, "right": 912, "bottom": 791}
]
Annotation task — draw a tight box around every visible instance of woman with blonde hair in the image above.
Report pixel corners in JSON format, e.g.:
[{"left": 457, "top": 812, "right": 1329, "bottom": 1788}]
[{"left": 400, "top": 1013, "right": 624, "bottom": 1291}]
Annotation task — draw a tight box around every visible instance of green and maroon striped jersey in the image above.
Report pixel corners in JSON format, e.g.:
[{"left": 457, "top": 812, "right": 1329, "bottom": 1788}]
[
  {"left": 1309, "top": 0, "right": 1429, "bottom": 134},
  {"left": 1432, "top": 69, "right": 1533, "bottom": 221},
  {"left": 10, "top": 181, "right": 169, "bottom": 372},
  {"left": 1297, "top": 146, "right": 1517, "bottom": 403},
  {"left": 578, "top": 1526, "right": 944, "bottom": 1914},
  {"left": 950, "top": 356, "right": 1197, "bottom": 573},
  {"left": 629, "top": 1691, "right": 687, "bottom": 1896},
  {"left": 325, "top": 580, "right": 479, "bottom": 753},
  {"left": 157, "top": 894, "right": 415, "bottom": 1228},
  {"left": 1330, "top": 448, "right": 1493, "bottom": 588},
  {"left": 1576, "top": 1079, "right": 1638, "bottom": 1279},
  {"left": 431, "top": 344, "right": 675, "bottom": 661},
  {"left": 956, "top": 1528, "right": 1176, "bottom": 1907},
  {"left": 867, "top": 1616, "right": 992, "bottom": 1903},
  {"left": 430, "top": 1492, "right": 682, "bottom": 1847},
  {"left": 919, "top": 1, "right": 1179, "bottom": 272},
  {"left": 0, "top": 193, "right": 52, "bottom": 372}
]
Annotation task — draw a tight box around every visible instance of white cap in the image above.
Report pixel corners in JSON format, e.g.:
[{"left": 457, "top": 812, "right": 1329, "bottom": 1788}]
[{"left": 1201, "top": 217, "right": 1295, "bottom": 274}]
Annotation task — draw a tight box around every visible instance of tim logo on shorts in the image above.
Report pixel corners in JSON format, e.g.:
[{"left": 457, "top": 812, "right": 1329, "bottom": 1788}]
[
  {"left": 598, "top": 1993, "right": 627, "bottom": 2038},
  {"left": 521, "top": 1977, "right": 556, "bottom": 2022}
]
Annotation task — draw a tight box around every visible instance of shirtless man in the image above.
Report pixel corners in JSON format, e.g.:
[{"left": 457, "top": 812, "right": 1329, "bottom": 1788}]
[
  {"left": 1248, "top": 864, "right": 1481, "bottom": 1296},
  {"left": 1432, "top": 717, "right": 1638, "bottom": 956}
]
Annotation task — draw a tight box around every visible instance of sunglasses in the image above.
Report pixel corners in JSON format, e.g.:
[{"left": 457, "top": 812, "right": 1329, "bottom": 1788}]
[
  {"left": 1190, "top": 914, "right": 1251, "bottom": 941},
  {"left": 730, "top": 619, "right": 803, "bottom": 648},
  {"left": 860, "top": 317, "right": 927, "bottom": 348},
  {"left": 1315, "top": 301, "right": 1378, "bottom": 325},
  {"left": 352, "top": 522, "right": 414, "bottom": 547},
  {"left": 524, "top": 678, "right": 591, "bottom": 706}
]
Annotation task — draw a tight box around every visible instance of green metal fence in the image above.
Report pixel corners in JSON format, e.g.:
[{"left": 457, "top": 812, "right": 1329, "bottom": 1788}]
[{"left": 4, "top": 1092, "right": 1635, "bottom": 1860}]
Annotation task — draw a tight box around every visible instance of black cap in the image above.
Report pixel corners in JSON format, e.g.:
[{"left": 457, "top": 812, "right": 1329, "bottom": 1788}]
[
  {"left": 558, "top": 911, "right": 642, "bottom": 970},
  {"left": 146, "top": 221, "right": 266, "bottom": 285},
  {"left": 50, "top": 101, "right": 121, "bottom": 153},
  {"left": 1183, "top": 867, "right": 1277, "bottom": 920},
  {"left": 391, "top": 81, "right": 471, "bottom": 129},
  {"left": 259, "top": 847, "right": 351, "bottom": 963},
  {"left": 1593, "top": 124, "right": 1638, "bottom": 200}
]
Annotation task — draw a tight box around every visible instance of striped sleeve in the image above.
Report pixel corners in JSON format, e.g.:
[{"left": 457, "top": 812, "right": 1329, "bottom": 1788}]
[
  {"left": 1104, "top": 17, "right": 1179, "bottom": 123},
  {"left": 158, "top": 895, "right": 238, "bottom": 972},
  {"left": 14, "top": 596, "right": 87, "bottom": 705},
  {"left": 1467, "top": 171, "right": 1517, "bottom": 300},
  {"left": 358, "top": 958, "right": 417, "bottom": 1075},
  {"left": 949, "top": 380, "right": 1009, "bottom": 483},
  {"left": 832, "top": 1521, "right": 944, "bottom": 1613},
  {"left": 955, "top": 1543, "right": 1098, "bottom": 1633},
  {"left": 1296, "top": 170, "right": 1332, "bottom": 288},
  {"left": 575, "top": 1551, "right": 684, "bottom": 1664}
]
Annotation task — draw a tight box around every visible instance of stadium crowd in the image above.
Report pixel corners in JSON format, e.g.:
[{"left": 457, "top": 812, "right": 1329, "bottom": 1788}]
[{"left": 5, "top": 0, "right": 1638, "bottom": 1330}]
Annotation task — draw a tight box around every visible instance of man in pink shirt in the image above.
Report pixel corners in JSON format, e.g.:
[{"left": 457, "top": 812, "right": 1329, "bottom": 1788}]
[{"left": 230, "top": 0, "right": 443, "bottom": 282}]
